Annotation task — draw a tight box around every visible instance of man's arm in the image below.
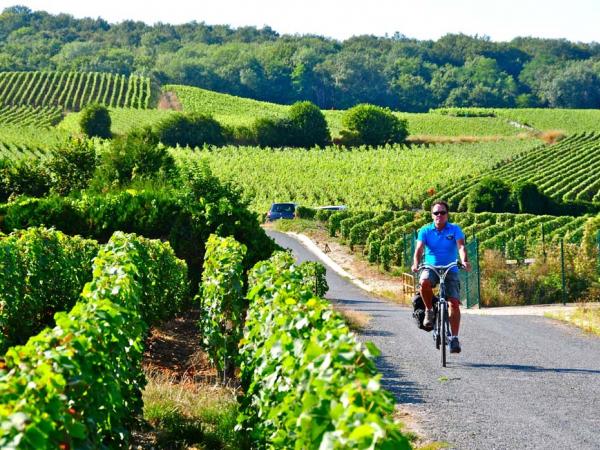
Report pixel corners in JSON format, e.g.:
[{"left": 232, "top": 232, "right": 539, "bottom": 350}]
[
  {"left": 411, "top": 240, "right": 425, "bottom": 273},
  {"left": 456, "top": 238, "right": 472, "bottom": 272}
]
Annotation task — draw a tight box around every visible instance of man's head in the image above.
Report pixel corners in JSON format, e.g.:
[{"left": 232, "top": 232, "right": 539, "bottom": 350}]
[{"left": 431, "top": 200, "right": 449, "bottom": 227}]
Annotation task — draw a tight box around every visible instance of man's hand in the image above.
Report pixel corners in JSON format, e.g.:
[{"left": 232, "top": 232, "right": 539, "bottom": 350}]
[
  {"left": 411, "top": 262, "right": 419, "bottom": 273},
  {"left": 462, "top": 260, "right": 472, "bottom": 272}
]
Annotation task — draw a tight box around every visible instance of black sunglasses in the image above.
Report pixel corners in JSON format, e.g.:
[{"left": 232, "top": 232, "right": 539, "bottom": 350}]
[{"left": 432, "top": 210, "right": 447, "bottom": 216}]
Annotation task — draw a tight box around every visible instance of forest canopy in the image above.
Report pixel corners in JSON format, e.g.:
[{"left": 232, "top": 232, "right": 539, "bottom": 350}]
[{"left": 2, "top": 5, "right": 600, "bottom": 111}]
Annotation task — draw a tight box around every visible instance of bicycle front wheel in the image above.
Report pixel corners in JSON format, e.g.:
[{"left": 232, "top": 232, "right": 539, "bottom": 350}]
[{"left": 440, "top": 302, "right": 448, "bottom": 367}]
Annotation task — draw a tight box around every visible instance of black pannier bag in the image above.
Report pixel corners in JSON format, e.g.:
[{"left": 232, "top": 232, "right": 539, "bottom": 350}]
[{"left": 412, "top": 292, "right": 439, "bottom": 332}]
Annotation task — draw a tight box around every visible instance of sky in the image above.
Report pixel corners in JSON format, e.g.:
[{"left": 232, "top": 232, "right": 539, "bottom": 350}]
[{"left": 2, "top": 0, "right": 600, "bottom": 43}]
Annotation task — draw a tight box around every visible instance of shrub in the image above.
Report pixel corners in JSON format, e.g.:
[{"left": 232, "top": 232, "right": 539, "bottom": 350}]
[
  {"left": 295, "top": 205, "right": 316, "bottom": 219},
  {"left": 80, "top": 103, "right": 112, "bottom": 139},
  {"left": 48, "top": 136, "right": 97, "bottom": 195},
  {"left": 252, "top": 117, "right": 293, "bottom": 148},
  {"left": 198, "top": 235, "right": 247, "bottom": 379},
  {"left": 341, "top": 104, "right": 408, "bottom": 146},
  {"left": 2, "top": 158, "right": 51, "bottom": 199},
  {"left": 96, "top": 127, "right": 176, "bottom": 186},
  {"left": 155, "top": 112, "right": 225, "bottom": 148},
  {"left": 287, "top": 101, "right": 331, "bottom": 148},
  {"left": 467, "top": 177, "right": 514, "bottom": 212}
]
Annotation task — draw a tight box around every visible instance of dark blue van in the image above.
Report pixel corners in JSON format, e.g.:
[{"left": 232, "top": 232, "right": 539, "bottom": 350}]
[{"left": 266, "top": 203, "right": 296, "bottom": 221}]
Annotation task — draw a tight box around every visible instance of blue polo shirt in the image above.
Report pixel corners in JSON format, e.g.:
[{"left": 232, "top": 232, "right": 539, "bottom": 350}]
[{"left": 417, "top": 222, "right": 465, "bottom": 272}]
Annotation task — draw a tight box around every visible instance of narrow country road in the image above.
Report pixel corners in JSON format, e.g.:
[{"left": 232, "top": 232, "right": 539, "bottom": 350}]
[{"left": 266, "top": 230, "right": 600, "bottom": 450}]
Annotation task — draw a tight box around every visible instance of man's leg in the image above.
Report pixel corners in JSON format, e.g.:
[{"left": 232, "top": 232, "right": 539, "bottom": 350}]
[
  {"left": 448, "top": 299, "right": 461, "bottom": 336},
  {"left": 420, "top": 279, "right": 433, "bottom": 310},
  {"left": 447, "top": 273, "right": 462, "bottom": 353},
  {"left": 419, "top": 270, "right": 438, "bottom": 328}
]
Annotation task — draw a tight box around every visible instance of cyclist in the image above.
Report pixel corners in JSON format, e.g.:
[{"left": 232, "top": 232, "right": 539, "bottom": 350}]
[{"left": 411, "top": 200, "right": 471, "bottom": 353}]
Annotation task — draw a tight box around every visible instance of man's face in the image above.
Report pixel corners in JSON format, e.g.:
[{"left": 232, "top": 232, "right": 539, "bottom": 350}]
[{"left": 431, "top": 204, "right": 448, "bottom": 227}]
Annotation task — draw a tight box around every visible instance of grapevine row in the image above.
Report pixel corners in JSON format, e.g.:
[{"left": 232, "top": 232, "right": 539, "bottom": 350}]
[
  {"left": 0, "top": 71, "right": 152, "bottom": 111},
  {"left": 329, "top": 210, "right": 592, "bottom": 266}
]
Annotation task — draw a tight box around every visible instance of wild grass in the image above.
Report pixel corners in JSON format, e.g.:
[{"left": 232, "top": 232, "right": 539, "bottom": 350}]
[
  {"left": 546, "top": 303, "right": 600, "bottom": 336},
  {"left": 141, "top": 370, "right": 243, "bottom": 449}
]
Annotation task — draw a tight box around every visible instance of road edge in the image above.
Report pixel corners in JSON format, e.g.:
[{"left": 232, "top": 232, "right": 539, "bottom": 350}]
[{"left": 284, "top": 231, "right": 375, "bottom": 293}]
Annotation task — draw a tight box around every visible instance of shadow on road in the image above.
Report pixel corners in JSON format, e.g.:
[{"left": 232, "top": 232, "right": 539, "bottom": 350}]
[
  {"left": 376, "top": 355, "right": 425, "bottom": 404},
  {"left": 464, "top": 363, "right": 600, "bottom": 375}
]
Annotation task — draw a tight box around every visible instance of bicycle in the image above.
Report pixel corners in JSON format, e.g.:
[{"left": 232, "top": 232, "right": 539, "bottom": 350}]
[{"left": 416, "top": 260, "right": 462, "bottom": 368}]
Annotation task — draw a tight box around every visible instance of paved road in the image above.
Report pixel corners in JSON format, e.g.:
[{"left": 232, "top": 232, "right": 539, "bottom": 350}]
[{"left": 267, "top": 230, "right": 600, "bottom": 450}]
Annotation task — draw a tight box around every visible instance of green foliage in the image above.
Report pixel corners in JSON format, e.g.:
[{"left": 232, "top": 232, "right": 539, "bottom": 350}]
[
  {"left": 0, "top": 158, "right": 51, "bottom": 200},
  {"left": 0, "top": 227, "right": 98, "bottom": 352},
  {"left": 238, "top": 252, "right": 410, "bottom": 449},
  {"left": 198, "top": 235, "right": 247, "bottom": 378},
  {"left": 298, "top": 260, "right": 329, "bottom": 297},
  {"left": 252, "top": 116, "right": 293, "bottom": 148},
  {"left": 0, "top": 231, "right": 188, "bottom": 448},
  {"left": 155, "top": 112, "right": 225, "bottom": 148},
  {"left": 2, "top": 179, "right": 275, "bottom": 293},
  {"left": 341, "top": 104, "right": 408, "bottom": 146},
  {"left": 467, "top": 177, "right": 513, "bottom": 212},
  {"left": 79, "top": 103, "right": 111, "bottom": 139},
  {"left": 329, "top": 210, "right": 353, "bottom": 237},
  {"left": 287, "top": 101, "right": 331, "bottom": 148},
  {"left": 510, "top": 181, "right": 548, "bottom": 214},
  {"left": 47, "top": 136, "right": 97, "bottom": 195},
  {"left": 295, "top": 205, "right": 317, "bottom": 219},
  {"left": 0, "top": 71, "right": 151, "bottom": 111},
  {"left": 96, "top": 127, "right": 176, "bottom": 186}
]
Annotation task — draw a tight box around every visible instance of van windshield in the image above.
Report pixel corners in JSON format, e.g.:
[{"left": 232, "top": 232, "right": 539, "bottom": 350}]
[{"left": 272, "top": 204, "right": 295, "bottom": 213}]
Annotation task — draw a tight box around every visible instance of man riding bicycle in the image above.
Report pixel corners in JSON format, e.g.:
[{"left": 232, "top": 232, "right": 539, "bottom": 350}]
[{"left": 411, "top": 200, "right": 471, "bottom": 354}]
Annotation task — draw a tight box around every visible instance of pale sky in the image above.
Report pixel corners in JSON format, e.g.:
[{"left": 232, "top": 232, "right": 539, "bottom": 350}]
[{"left": 2, "top": 0, "right": 600, "bottom": 43}]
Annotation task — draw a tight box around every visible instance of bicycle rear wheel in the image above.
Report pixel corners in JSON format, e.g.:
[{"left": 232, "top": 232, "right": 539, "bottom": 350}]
[{"left": 440, "top": 302, "right": 448, "bottom": 367}]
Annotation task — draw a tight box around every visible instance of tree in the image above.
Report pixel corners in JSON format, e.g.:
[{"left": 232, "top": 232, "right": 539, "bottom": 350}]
[
  {"left": 97, "top": 127, "right": 175, "bottom": 185},
  {"left": 79, "top": 103, "right": 111, "bottom": 139},
  {"left": 287, "top": 101, "right": 330, "bottom": 147},
  {"left": 155, "top": 112, "right": 225, "bottom": 148},
  {"left": 341, "top": 104, "right": 408, "bottom": 146},
  {"left": 467, "top": 177, "right": 513, "bottom": 212}
]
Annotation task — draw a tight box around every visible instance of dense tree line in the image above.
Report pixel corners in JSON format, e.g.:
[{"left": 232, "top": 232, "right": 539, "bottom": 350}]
[{"left": 2, "top": 5, "right": 600, "bottom": 110}]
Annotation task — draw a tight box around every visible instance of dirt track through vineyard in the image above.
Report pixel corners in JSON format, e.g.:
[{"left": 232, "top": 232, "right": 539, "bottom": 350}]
[{"left": 267, "top": 230, "right": 600, "bottom": 450}]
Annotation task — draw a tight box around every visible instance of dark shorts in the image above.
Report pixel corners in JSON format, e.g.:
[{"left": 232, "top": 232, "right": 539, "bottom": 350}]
[{"left": 419, "top": 269, "right": 461, "bottom": 305}]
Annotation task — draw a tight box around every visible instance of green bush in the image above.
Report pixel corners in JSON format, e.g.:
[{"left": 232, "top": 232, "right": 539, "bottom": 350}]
[
  {"left": 2, "top": 185, "right": 276, "bottom": 294},
  {"left": 238, "top": 252, "right": 410, "bottom": 448},
  {"left": 1, "top": 158, "right": 51, "bottom": 200},
  {"left": 295, "top": 205, "right": 316, "bottom": 219},
  {"left": 0, "top": 227, "right": 98, "bottom": 352},
  {"left": 252, "top": 117, "right": 293, "bottom": 148},
  {"left": 198, "top": 235, "right": 247, "bottom": 378},
  {"left": 155, "top": 112, "right": 225, "bottom": 148},
  {"left": 467, "top": 177, "right": 514, "bottom": 212},
  {"left": 0, "top": 231, "right": 188, "bottom": 448},
  {"left": 96, "top": 127, "right": 176, "bottom": 186},
  {"left": 341, "top": 104, "right": 408, "bottom": 146},
  {"left": 288, "top": 101, "right": 331, "bottom": 148},
  {"left": 79, "top": 103, "right": 112, "bottom": 139},
  {"left": 48, "top": 136, "right": 97, "bottom": 195}
]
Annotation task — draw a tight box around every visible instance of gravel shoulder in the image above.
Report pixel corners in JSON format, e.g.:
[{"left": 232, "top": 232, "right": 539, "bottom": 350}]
[{"left": 266, "top": 229, "right": 600, "bottom": 450}]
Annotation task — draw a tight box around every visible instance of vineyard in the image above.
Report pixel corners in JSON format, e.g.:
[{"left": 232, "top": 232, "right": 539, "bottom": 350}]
[
  {"left": 172, "top": 139, "right": 540, "bottom": 212},
  {"left": 435, "top": 132, "right": 600, "bottom": 208},
  {"left": 0, "top": 105, "right": 63, "bottom": 128},
  {"left": 0, "top": 71, "right": 152, "bottom": 111},
  {"left": 58, "top": 107, "right": 176, "bottom": 135},
  {"left": 0, "top": 125, "right": 67, "bottom": 160},
  {"left": 326, "top": 209, "right": 589, "bottom": 268},
  {"left": 166, "top": 84, "right": 526, "bottom": 138}
]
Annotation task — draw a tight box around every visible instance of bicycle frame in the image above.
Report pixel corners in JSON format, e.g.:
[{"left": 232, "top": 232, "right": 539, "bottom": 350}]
[{"left": 418, "top": 261, "right": 460, "bottom": 367}]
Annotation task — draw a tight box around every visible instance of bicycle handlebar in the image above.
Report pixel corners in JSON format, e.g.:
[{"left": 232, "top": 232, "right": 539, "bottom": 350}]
[{"left": 415, "top": 260, "right": 463, "bottom": 278}]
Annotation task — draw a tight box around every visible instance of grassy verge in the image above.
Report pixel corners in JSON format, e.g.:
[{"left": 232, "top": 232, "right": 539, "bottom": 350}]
[
  {"left": 546, "top": 303, "right": 600, "bottom": 336},
  {"left": 270, "top": 218, "right": 324, "bottom": 234},
  {"left": 139, "top": 370, "right": 243, "bottom": 449}
]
